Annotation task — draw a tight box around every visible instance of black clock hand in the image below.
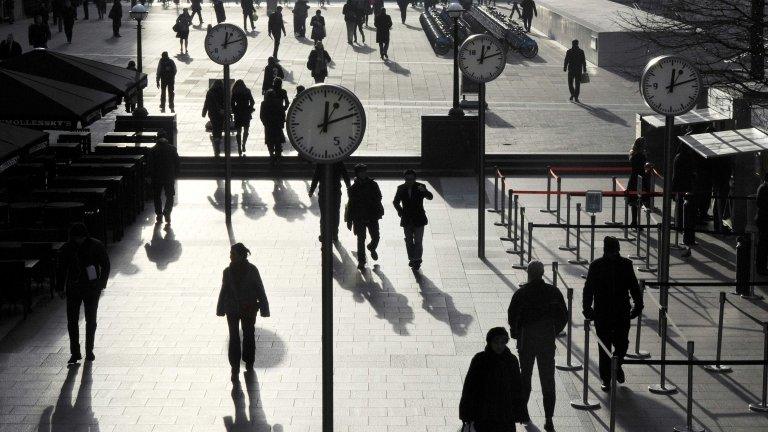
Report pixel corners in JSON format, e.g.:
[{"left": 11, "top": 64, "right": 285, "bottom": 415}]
[
  {"left": 222, "top": 38, "right": 245, "bottom": 47},
  {"left": 222, "top": 32, "right": 230, "bottom": 47},
  {"left": 478, "top": 44, "right": 486, "bottom": 64},
  {"left": 326, "top": 104, "right": 339, "bottom": 125},
  {"left": 665, "top": 77, "right": 696, "bottom": 90},
  {"left": 481, "top": 51, "right": 502, "bottom": 61},
  {"left": 668, "top": 68, "right": 677, "bottom": 93},
  {"left": 320, "top": 101, "right": 329, "bottom": 133},
  {"left": 316, "top": 113, "right": 355, "bottom": 128}
]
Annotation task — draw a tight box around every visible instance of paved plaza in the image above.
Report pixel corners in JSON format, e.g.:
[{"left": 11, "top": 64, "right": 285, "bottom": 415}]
[{"left": 2, "top": 1, "right": 645, "bottom": 155}]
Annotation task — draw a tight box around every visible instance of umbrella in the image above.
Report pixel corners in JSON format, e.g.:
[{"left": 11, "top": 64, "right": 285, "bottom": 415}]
[
  {"left": 0, "top": 123, "right": 48, "bottom": 173},
  {"left": 0, "top": 50, "right": 147, "bottom": 101},
  {"left": 0, "top": 69, "right": 119, "bottom": 130}
]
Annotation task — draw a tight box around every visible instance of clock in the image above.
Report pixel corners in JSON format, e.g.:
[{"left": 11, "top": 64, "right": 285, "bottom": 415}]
[
  {"left": 640, "top": 55, "right": 701, "bottom": 116},
  {"left": 458, "top": 34, "right": 507, "bottom": 83},
  {"left": 204, "top": 23, "right": 248, "bottom": 65},
  {"left": 286, "top": 84, "right": 366, "bottom": 163}
]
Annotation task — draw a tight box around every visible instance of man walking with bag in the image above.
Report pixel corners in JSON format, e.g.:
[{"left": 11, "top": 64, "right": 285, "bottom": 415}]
[
  {"left": 564, "top": 39, "right": 587, "bottom": 102},
  {"left": 347, "top": 164, "right": 384, "bottom": 270}
]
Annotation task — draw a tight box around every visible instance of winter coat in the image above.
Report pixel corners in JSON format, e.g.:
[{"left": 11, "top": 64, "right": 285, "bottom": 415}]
[
  {"left": 260, "top": 91, "right": 286, "bottom": 145},
  {"left": 58, "top": 237, "right": 111, "bottom": 293},
  {"left": 28, "top": 23, "right": 51, "bottom": 48},
  {"left": 374, "top": 12, "right": 391, "bottom": 43},
  {"left": 203, "top": 86, "right": 225, "bottom": 124},
  {"left": 583, "top": 254, "right": 643, "bottom": 323},
  {"left": 190, "top": 0, "right": 202, "bottom": 12},
  {"left": 310, "top": 162, "right": 351, "bottom": 197},
  {"left": 216, "top": 262, "right": 270, "bottom": 317},
  {"left": 156, "top": 57, "right": 177, "bottom": 84},
  {"left": 310, "top": 15, "right": 326, "bottom": 40},
  {"left": 232, "top": 88, "right": 255, "bottom": 124},
  {"left": 149, "top": 140, "right": 180, "bottom": 183},
  {"left": 175, "top": 13, "right": 192, "bottom": 38},
  {"left": 267, "top": 11, "right": 285, "bottom": 36},
  {"left": 507, "top": 279, "right": 568, "bottom": 342},
  {"left": 108, "top": 2, "right": 121, "bottom": 19},
  {"left": 348, "top": 177, "right": 384, "bottom": 223},
  {"left": 626, "top": 151, "right": 646, "bottom": 204},
  {"left": 342, "top": 2, "right": 356, "bottom": 22},
  {"left": 564, "top": 46, "right": 586, "bottom": 73},
  {"left": 262, "top": 63, "right": 285, "bottom": 94},
  {"left": 393, "top": 182, "right": 433, "bottom": 227},
  {"left": 459, "top": 346, "right": 525, "bottom": 427},
  {"left": 307, "top": 49, "right": 331, "bottom": 81}
]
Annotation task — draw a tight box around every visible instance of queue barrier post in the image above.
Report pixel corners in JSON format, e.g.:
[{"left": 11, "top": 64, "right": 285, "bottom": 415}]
[
  {"left": 671, "top": 193, "right": 684, "bottom": 250},
  {"left": 620, "top": 190, "right": 632, "bottom": 242},
  {"left": 629, "top": 204, "right": 645, "bottom": 261},
  {"left": 704, "top": 292, "right": 732, "bottom": 373},
  {"left": 568, "top": 203, "right": 588, "bottom": 265},
  {"left": 638, "top": 207, "right": 657, "bottom": 273},
  {"left": 501, "top": 190, "right": 516, "bottom": 242},
  {"left": 673, "top": 341, "right": 704, "bottom": 432},
  {"left": 553, "top": 261, "right": 567, "bottom": 339},
  {"left": 494, "top": 177, "right": 507, "bottom": 226},
  {"left": 649, "top": 306, "right": 678, "bottom": 395},
  {"left": 490, "top": 167, "right": 499, "bottom": 213},
  {"left": 749, "top": 322, "right": 768, "bottom": 412},
  {"left": 606, "top": 176, "right": 621, "bottom": 226},
  {"left": 541, "top": 165, "right": 554, "bottom": 213},
  {"left": 513, "top": 194, "right": 519, "bottom": 241},
  {"left": 510, "top": 208, "right": 527, "bottom": 267},
  {"left": 609, "top": 354, "right": 618, "bottom": 432},
  {"left": 556, "top": 284, "right": 582, "bottom": 371},
  {"left": 589, "top": 213, "right": 596, "bottom": 262},
  {"left": 556, "top": 177, "right": 562, "bottom": 222},
  {"left": 559, "top": 194, "right": 576, "bottom": 251},
  {"left": 527, "top": 222, "right": 533, "bottom": 264},
  {"left": 570, "top": 319, "right": 600, "bottom": 410},
  {"left": 626, "top": 281, "right": 651, "bottom": 359}
]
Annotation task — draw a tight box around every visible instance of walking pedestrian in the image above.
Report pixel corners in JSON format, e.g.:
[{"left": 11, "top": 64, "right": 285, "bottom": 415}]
[
  {"left": 342, "top": 0, "right": 356, "bottom": 43},
  {"left": 267, "top": 6, "right": 286, "bottom": 60},
  {"left": 346, "top": 164, "right": 383, "bottom": 270},
  {"left": 756, "top": 173, "right": 768, "bottom": 274},
  {"left": 58, "top": 223, "right": 110, "bottom": 364},
  {"left": 260, "top": 85, "right": 287, "bottom": 164},
  {"left": 306, "top": 41, "right": 331, "bottom": 83},
  {"left": 175, "top": 8, "right": 192, "bottom": 54},
  {"left": 52, "top": 0, "right": 64, "bottom": 32},
  {"left": 520, "top": 0, "right": 536, "bottom": 32},
  {"left": 672, "top": 145, "right": 694, "bottom": 234},
  {"left": 710, "top": 156, "right": 732, "bottom": 232},
  {"left": 125, "top": 61, "right": 137, "bottom": 112},
  {"left": 393, "top": 169, "right": 433, "bottom": 270},
  {"left": 355, "top": 0, "right": 367, "bottom": 43},
  {"left": 62, "top": 1, "right": 76, "bottom": 43},
  {"left": 563, "top": 39, "right": 587, "bottom": 102},
  {"left": 82, "top": 0, "right": 90, "bottom": 19},
  {"left": 149, "top": 137, "right": 180, "bottom": 226},
  {"left": 202, "top": 80, "right": 226, "bottom": 157},
  {"left": 309, "top": 9, "right": 325, "bottom": 42},
  {"left": 213, "top": 0, "right": 226, "bottom": 22},
  {"left": 0, "top": 34, "right": 22, "bottom": 60},
  {"left": 216, "top": 243, "right": 270, "bottom": 379},
  {"left": 156, "top": 51, "right": 177, "bottom": 113},
  {"left": 310, "top": 161, "right": 351, "bottom": 242},
  {"left": 108, "top": 0, "right": 121, "bottom": 35},
  {"left": 190, "top": 0, "right": 203, "bottom": 25},
  {"left": 507, "top": 260, "right": 567, "bottom": 431},
  {"left": 95, "top": 0, "right": 105, "bottom": 18},
  {"left": 241, "top": 0, "right": 256, "bottom": 31},
  {"left": 372, "top": 0, "right": 383, "bottom": 15},
  {"left": 583, "top": 236, "right": 643, "bottom": 391},
  {"left": 28, "top": 15, "right": 51, "bottom": 48},
  {"left": 292, "top": 0, "right": 309, "bottom": 37},
  {"left": 261, "top": 56, "right": 285, "bottom": 95},
  {"left": 459, "top": 327, "right": 525, "bottom": 432},
  {"left": 508, "top": 0, "right": 520, "bottom": 19},
  {"left": 231, "top": 79, "right": 255, "bottom": 156},
  {"left": 396, "top": 0, "right": 407, "bottom": 23},
  {"left": 626, "top": 137, "right": 646, "bottom": 227},
  {"left": 374, "top": 7, "right": 391, "bottom": 60}
]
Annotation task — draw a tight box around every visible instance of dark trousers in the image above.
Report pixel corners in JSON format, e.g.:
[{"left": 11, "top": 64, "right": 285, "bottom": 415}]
[
  {"left": 226, "top": 313, "right": 256, "bottom": 369},
  {"left": 83, "top": 1, "right": 89, "bottom": 18},
  {"left": 758, "top": 228, "right": 768, "bottom": 272},
  {"left": 356, "top": 21, "right": 365, "bottom": 41},
  {"left": 112, "top": 19, "right": 120, "bottom": 36},
  {"left": 568, "top": 70, "right": 582, "bottom": 99},
  {"left": 66, "top": 288, "right": 101, "bottom": 356},
  {"left": 403, "top": 225, "right": 424, "bottom": 263},
  {"left": 518, "top": 339, "right": 556, "bottom": 419},
  {"left": 153, "top": 181, "right": 175, "bottom": 217},
  {"left": 244, "top": 12, "right": 255, "bottom": 30},
  {"left": 272, "top": 35, "right": 281, "bottom": 59},
  {"left": 378, "top": 41, "right": 389, "bottom": 57},
  {"left": 399, "top": 6, "right": 406, "bottom": 23},
  {"left": 64, "top": 22, "right": 74, "bottom": 42},
  {"left": 319, "top": 190, "right": 342, "bottom": 239},
  {"left": 160, "top": 81, "right": 175, "bottom": 110},
  {"left": 683, "top": 194, "right": 696, "bottom": 246},
  {"left": 293, "top": 16, "right": 305, "bottom": 36},
  {"left": 354, "top": 220, "right": 380, "bottom": 264},
  {"left": 345, "top": 21, "right": 356, "bottom": 42},
  {"left": 191, "top": 9, "right": 202, "bottom": 24},
  {"left": 522, "top": 14, "right": 532, "bottom": 31},
  {"left": 595, "top": 319, "right": 630, "bottom": 384}
]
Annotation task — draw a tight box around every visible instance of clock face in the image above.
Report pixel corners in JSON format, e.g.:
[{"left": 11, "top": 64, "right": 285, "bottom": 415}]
[
  {"left": 204, "top": 23, "right": 248, "bottom": 65},
  {"left": 286, "top": 84, "right": 366, "bottom": 163},
  {"left": 459, "top": 34, "right": 507, "bottom": 83},
  {"left": 640, "top": 55, "right": 701, "bottom": 116}
]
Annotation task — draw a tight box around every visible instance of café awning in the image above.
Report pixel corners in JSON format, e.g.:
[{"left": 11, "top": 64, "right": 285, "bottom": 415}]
[
  {"left": 642, "top": 108, "right": 731, "bottom": 129},
  {"left": 679, "top": 127, "right": 768, "bottom": 159},
  {"left": 0, "top": 123, "right": 48, "bottom": 173}
]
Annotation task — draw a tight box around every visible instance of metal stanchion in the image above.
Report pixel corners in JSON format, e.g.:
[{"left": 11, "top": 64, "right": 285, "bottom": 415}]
[
  {"left": 541, "top": 165, "right": 554, "bottom": 213},
  {"left": 510, "top": 207, "right": 526, "bottom": 264},
  {"left": 556, "top": 177, "right": 562, "bottom": 222},
  {"left": 501, "top": 190, "right": 516, "bottom": 242},
  {"left": 490, "top": 167, "right": 499, "bottom": 213},
  {"left": 556, "top": 284, "right": 582, "bottom": 371},
  {"left": 674, "top": 341, "right": 704, "bottom": 432},
  {"left": 559, "top": 194, "right": 576, "bottom": 251},
  {"left": 629, "top": 206, "right": 645, "bottom": 261},
  {"left": 638, "top": 207, "right": 658, "bottom": 273},
  {"left": 609, "top": 354, "right": 618, "bottom": 432},
  {"left": 619, "top": 192, "right": 632, "bottom": 242},
  {"left": 626, "top": 281, "right": 651, "bottom": 359},
  {"left": 494, "top": 177, "right": 507, "bottom": 226},
  {"left": 606, "top": 176, "right": 621, "bottom": 226},
  {"left": 568, "top": 203, "right": 588, "bottom": 265},
  {"left": 671, "top": 193, "right": 685, "bottom": 250},
  {"left": 570, "top": 320, "right": 600, "bottom": 410},
  {"left": 513, "top": 194, "right": 519, "bottom": 240},
  {"left": 749, "top": 322, "right": 768, "bottom": 412},
  {"left": 705, "top": 292, "right": 733, "bottom": 373},
  {"left": 527, "top": 222, "right": 533, "bottom": 264},
  {"left": 649, "top": 306, "right": 678, "bottom": 395},
  {"left": 553, "top": 261, "right": 566, "bottom": 338},
  {"left": 589, "top": 213, "right": 596, "bottom": 262}
]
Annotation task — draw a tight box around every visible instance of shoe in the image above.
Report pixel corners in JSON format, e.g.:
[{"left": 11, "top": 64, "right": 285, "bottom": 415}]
[
  {"left": 85, "top": 352, "right": 95, "bottom": 362},
  {"left": 245, "top": 363, "right": 254, "bottom": 372},
  {"left": 115, "top": 33, "right": 121, "bottom": 37},
  {"left": 681, "top": 247, "right": 691, "bottom": 258},
  {"left": 231, "top": 367, "right": 240, "bottom": 379},
  {"left": 600, "top": 382, "right": 610, "bottom": 392},
  {"left": 156, "top": 214, "right": 163, "bottom": 223},
  {"left": 160, "top": 108, "right": 166, "bottom": 113},
  {"left": 569, "top": 95, "right": 573, "bottom": 101},
  {"left": 408, "top": 260, "right": 415, "bottom": 268},
  {"left": 544, "top": 418, "right": 555, "bottom": 431},
  {"left": 412, "top": 260, "right": 421, "bottom": 270},
  {"left": 575, "top": 98, "right": 580, "bottom": 103},
  {"left": 617, "top": 367, "right": 625, "bottom": 384},
  {"left": 171, "top": 108, "right": 175, "bottom": 113},
  {"left": 357, "top": 262, "right": 365, "bottom": 271},
  {"left": 68, "top": 354, "right": 82, "bottom": 364},
  {"left": 369, "top": 248, "right": 378, "bottom": 261}
]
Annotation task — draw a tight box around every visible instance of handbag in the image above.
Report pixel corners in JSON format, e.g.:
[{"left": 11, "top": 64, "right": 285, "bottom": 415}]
[
  {"left": 172, "top": 23, "right": 180, "bottom": 32},
  {"left": 580, "top": 73, "right": 590, "bottom": 84}
]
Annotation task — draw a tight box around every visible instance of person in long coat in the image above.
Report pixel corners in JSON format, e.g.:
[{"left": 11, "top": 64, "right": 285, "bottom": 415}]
[
  {"left": 459, "top": 327, "right": 524, "bottom": 432},
  {"left": 108, "top": 0, "right": 122, "bottom": 37},
  {"left": 202, "top": 80, "right": 226, "bottom": 157},
  {"left": 231, "top": 79, "right": 256, "bottom": 156},
  {"left": 216, "top": 243, "right": 270, "bottom": 379},
  {"left": 374, "top": 7, "right": 391, "bottom": 60},
  {"left": 175, "top": 9, "right": 192, "bottom": 54},
  {"left": 260, "top": 87, "right": 287, "bottom": 164},
  {"left": 626, "top": 137, "right": 646, "bottom": 227},
  {"left": 292, "top": 0, "right": 309, "bottom": 37},
  {"left": 309, "top": 9, "right": 325, "bottom": 42},
  {"left": 306, "top": 41, "right": 331, "bottom": 83},
  {"left": 28, "top": 15, "right": 51, "bottom": 48},
  {"left": 262, "top": 56, "right": 284, "bottom": 95},
  {"left": 347, "top": 164, "right": 384, "bottom": 270}
]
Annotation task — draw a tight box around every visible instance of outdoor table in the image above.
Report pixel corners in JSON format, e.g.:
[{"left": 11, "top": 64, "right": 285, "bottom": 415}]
[
  {"left": 0, "top": 258, "right": 41, "bottom": 318},
  {"left": 56, "top": 163, "right": 141, "bottom": 220},
  {"left": 50, "top": 176, "right": 127, "bottom": 238},
  {"left": 80, "top": 154, "right": 147, "bottom": 198},
  {"left": 47, "top": 142, "right": 84, "bottom": 160},
  {"left": 30, "top": 188, "right": 112, "bottom": 243},
  {"left": 103, "top": 131, "right": 158, "bottom": 144},
  {"left": 0, "top": 241, "right": 63, "bottom": 297}
]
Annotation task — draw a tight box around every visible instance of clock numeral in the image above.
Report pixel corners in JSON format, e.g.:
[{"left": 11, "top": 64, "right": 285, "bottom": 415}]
[{"left": 333, "top": 137, "right": 341, "bottom": 146}]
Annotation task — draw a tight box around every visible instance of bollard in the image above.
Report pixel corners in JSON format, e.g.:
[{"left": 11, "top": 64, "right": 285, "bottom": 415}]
[
  {"left": 555, "top": 177, "right": 563, "bottom": 222},
  {"left": 749, "top": 322, "right": 768, "bottom": 412},
  {"left": 609, "top": 354, "right": 618, "bottom": 432},
  {"left": 638, "top": 208, "right": 657, "bottom": 273},
  {"left": 490, "top": 168, "right": 499, "bottom": 213},
  {"left": 513, "top": 194, "right": 519, "bottom": 241},
  {"left": 626, "top": 281, "right": 651, "bottom": 359},
  {"left": 606, "top": 176, "right": 621, "bottom": 226},
  {"left": 570, "top": 320, "right": 600, "bottom": 410},
  {"left": 556, "top": 286, "right": 583, "bottom": 371},
  {"left": 674, "top": 341, "right": 704, "bottom": 432},
  {"left": 559, "top": 194, "right": 576, "bottom": 251},
  {"left": 501, "top": 190, "right": 516, "bottom": 242},
  {"left": 705, "top": 292, "right": 732, "bottom": 373},
  {"left": 509, "top": 207, "right": 526, "bottom": 264},
  {"left": 495, "top": 177, "right": 507, "bottom": 226},
  {"left": 541, "top": 165, "right": 554, "bottom": 213},
  {"left": 649, "top": 306, "right": 678, "bottom": 395},
  {"left": 568, "top": 203, "right": 588, "bottom": 265}
]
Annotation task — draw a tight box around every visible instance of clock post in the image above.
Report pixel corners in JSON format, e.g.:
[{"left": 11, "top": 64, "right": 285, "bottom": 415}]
[
  {"left": 224, "top": 63, "right": 232, "bottom": 222},
  {"left": 320, "top": 163, "right": 333, "bottom": 432},
  {"left": 478, "top": 81, "right": 486, "bottom": 258}
]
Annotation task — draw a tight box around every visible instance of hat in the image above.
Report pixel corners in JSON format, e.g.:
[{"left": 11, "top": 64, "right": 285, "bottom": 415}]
[{"left": 486, "top": 327, "right": 509, "bottom": 344}]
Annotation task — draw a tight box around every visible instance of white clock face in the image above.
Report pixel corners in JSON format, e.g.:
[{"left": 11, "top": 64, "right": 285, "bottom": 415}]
[
  {"left": 640, "top": 55, "right": 701, "bottom": 116},
  {"left": 459, "top": 34, "right": 507, "bottom": 83},
  {"left": 286, "top": 85, "right": 366, "bottom": 163},
  {"left": 204, "top": 23, "right": 248, "bottom": 65}
]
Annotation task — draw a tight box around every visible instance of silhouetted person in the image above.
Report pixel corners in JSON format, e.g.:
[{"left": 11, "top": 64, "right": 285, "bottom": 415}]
[
  {"left": 355, "top": 0, "right": 366, "bottom": 42},
  {"left": 149, "top": 137, "right": 180, "bottom": 226},
  {"left": 190, "top": 0, "right": 203, "bottom": 25},
  {"left": 242, "top": 0, "right": 256, "bottom": 31},
  {"left": 28, "top": 15, "right": 51, "bottom": 48},
  {"left": 82, "top": 0, "right": 89, "bottom": 19},
  {"left": 626, "top": 137, "right": 646, "bottom": 226},
  {"left": 563, "top": 39, "right": 586, "bottom": 102},
  {"left": 374, "top": 7, "right": 391, "bottom": 60},
  {"left": 393, "top": 169, "right": 433, "bottom": 270},
  {"left": 175, "top": 8, "right": 192, "bottom": 54},
  {"left": 108, "top": 0, "right": 121, "bottom": 36},
  {"left": 310, "top": 161, "right": 351, "bottom": 242},
  {"left": 307, "top": 41, "right": 331, "bottom": 83},
  {"left": 268, "top": 6, "right": 286, "bottom": 60},
  {"left": 342, "top": 0, "right": 357, "bottom": 43},
  {"left": 156, "top": 51, "right": 177, "bottom": 113},
  {"left": 58, "top": 223, "right": 110, "bottom": 364},
  {"left": 52, "top": 0, "right": 64, "bottom": 32},
  {"left": 459, "top": 327, "right": 524, "bottom": 432},
  {"left": 583, "top": 236, "right": 643, "bottom": 391},
  {"left": 347, "top": 164, "right": 384, "bottom": 270},
  {"left": 213, "top": 0, "right": 226, "bottom": 22},
  {"left": 0, "top": 34, "right": 21, "bottom": 59},
  {"left": 95, "top": 0, "right": 106, "bottom": 19},
  {"left": 293, "top": 0, "right": 309, "bottom": 36},
  {"left": 396, "top": 0, "right": 407, "bottom": 23},
  {"left": 217, "top": 243, "right": 270, "bottom": 379},
  {"left": 508, "top": 0, "right": 520, "bottom": 19},
  {"left": 681, "top": 192, "right": 696, "bottom": 257},
  {"left": 710, "top": 156, "right": 732, "bottom": 232},
  {"left": 262, "top": 56, "right": 284, "bottom": 95},
  {"left": 62, "top": 1, "right": 76, "bottom": 43},
  {"left": 203, "top": 80, "right": 226, "bottom": 157},
  {"left": 507, "top": 260, "right": 567, "bottom": 431},
  {"left": 232, "top": 79, "right": 255, "bottom": 157},
  {"left": 672, "top": 145, "right": 695, "bottom": 232},
  {"left": 307, "top": 10, "right": 326, "bottom": 44},
  {"left": 260, "top": 86, "right": 286, "bottom": 164},
  {"left": 125, "top": 61, "right": 137, "bottom": 112},
  {"left": 756, "top": 172, "right": 768, "bottom": 274},
  {"left": 520, "top": 0, "right": 535, "bottom": 31}
]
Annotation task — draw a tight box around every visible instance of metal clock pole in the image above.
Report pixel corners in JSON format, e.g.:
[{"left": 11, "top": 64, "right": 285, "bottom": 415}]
[
  {"left": 659, "top": 114, "right": 674, "bottom": 306},
  {"left": 223, "top": 64, "right": 232, "bottom": 223},
  {"left": 321, "top": 163, "right": 334, "bottom": 432},
  {"left": 478, "top": 82, "right": 486, "bottom": 258}
]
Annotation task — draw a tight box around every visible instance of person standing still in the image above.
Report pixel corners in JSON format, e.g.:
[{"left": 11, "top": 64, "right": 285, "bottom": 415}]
[
  {"left": 149, "top": 137, "right": 180, "bottom": 226},
  {"left": 756, "top": 173, "right": 768, "bottom": 274},
  {"left": 231, "top": 79, "right": 255, "bottom": 157},
  {"left": 108, "top": 0, "right": 121, "bottom": 36},
  {"left": 0, "top": 34, "right": 22, "bottom": 59},
  {"left": 125, "top": 61, "right": 138, "bottom": 112},
  {"left": 156, "top": 51, "right": 177, "bottom": 113},
  {"left": 310, "top": 9, "right": 325, "bottom": 43},
  {"left": 62, "top": 1, "right": 76, "bottom": 43},
  {"left": 310, "top": 162, "right": 351, "bottom": 242},
  {"left": 28, "top": 15, "right": 51, "bottom": 48},
  {"left": 58, "top": 223, "right": 110, "bottom": 364},
  {"left": 267, "top": 7, "right": 286, "bottom": 60},
  {"left": 583, "top": 236, "right": 644, "bottom": 391},
  {"left": 292, "top": 0, "right": 309, "bottom": 37},
  {"left": 306, "top": 41, "right": 331, "bottom": 83},
  {"left": 347, "top": 164, "right": 384, "bottom": 270},
  {"left": 342, "top": 0, "right": 357, "bottom": 44},
  {"left": 626, "top": 137, "right": 646, "bottom": 227},
  {"left": 564, "top": 39, "right": 587, "bottom": 102},
  {"left": 216, "top": 243, "right": 270, "bottom": 380},
  {"left": 374, "top": 7, "right": 391, "bottom": 60},
  {"left": 175, "top": 9, "right": 192, "bottom": 54},
  {"left": 520, "top": 0, "right": 536, "bottom": 32},
  {"left": 507, "top": 260, "right": 567, "bottom": 432},
  {"left": 190, "top": 0, "right": 203, "bottom": 25},
  {"left": 393, "top": 169, "right": 433, "bottom": 270}
]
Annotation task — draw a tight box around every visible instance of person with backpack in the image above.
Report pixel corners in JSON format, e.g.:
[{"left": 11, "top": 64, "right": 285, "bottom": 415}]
[
  {"left": 156, "top": 51, "right": 177, "bottom": 113},
  {"left": 306, "top": 41, "right": 331, "bottom": 83},
  {"left": 507, "top": 260, "right": 567, "bottom": 432},
  {"left": 346, "top": 164, "right": 384, "bottom": 270}
]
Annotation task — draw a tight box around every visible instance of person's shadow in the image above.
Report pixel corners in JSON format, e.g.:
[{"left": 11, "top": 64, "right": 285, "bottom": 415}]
[
  {"left": 175, "top": 52, "right": 194, "bottom": 64},
  {"left": 38, "top": 364, "right": 99, "bottom": 432},
  {"left": 272, "top": 179, "right": 308, "bottom": 222},
  {"left": 411, "top": 270, "right": 473, "bottom": 336},
  {"left": 209, "top": 179, "right": 240, "bottom": 213},
  {"left": 224, "top": 372, "right": 283, "bottom": 432},
  {"left": 385, "top": 60, "right": 410, "bottom": 76},
  {"left": 144, "top": 224, "right": 182, "bottom": 270},
  {"left": 575, "top": 102, "right": 630, "bottom": 127},
  {"left": 241, "top": 180, "right": 268, "bottom": 221}
]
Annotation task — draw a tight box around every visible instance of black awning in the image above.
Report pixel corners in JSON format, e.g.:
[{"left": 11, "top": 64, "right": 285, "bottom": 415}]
[{"left": 0, "top": 123, "right": 48, "bottom": 173}]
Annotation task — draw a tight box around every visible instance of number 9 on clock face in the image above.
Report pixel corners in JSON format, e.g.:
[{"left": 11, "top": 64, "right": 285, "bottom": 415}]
[{"left": 286, "top": 84, "right": 367, "bottom": 163}]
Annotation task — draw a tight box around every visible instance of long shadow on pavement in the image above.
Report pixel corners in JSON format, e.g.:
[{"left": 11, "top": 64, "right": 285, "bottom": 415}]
[
  {"left": 225, "top": 371, "right": 283, "bottom": 432},
  {"left": 38, "top": 363, "right": 98, "bottom": 432},
  {"left": 409, "top": 269, "right": 474, "bottom": 336}
]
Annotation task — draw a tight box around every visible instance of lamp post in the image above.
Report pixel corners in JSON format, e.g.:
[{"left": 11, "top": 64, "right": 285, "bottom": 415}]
[
  {"left": 447, "top": 1, "right": 464, "bottom": 117},
  {"left": 130, "top": 4, "right": 148, "bottom": 117}
]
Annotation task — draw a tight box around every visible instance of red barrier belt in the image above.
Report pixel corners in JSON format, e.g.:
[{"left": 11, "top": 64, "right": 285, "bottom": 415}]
[{"left": 511, "top": 190, "right": 662, "bottom": 197}]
